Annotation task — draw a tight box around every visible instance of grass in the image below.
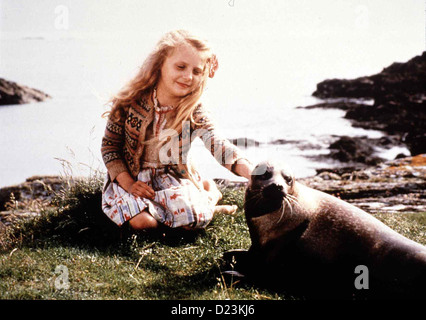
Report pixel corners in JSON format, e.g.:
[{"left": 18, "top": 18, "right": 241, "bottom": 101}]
[
  {"left": 0, "top": 173, "right": 282, "bottom": 300},
  {"left": 0, "top": 171, "right": 425, "bottom": 300}
]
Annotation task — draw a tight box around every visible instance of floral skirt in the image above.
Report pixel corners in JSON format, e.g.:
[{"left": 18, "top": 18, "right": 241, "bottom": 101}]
[{"left": 101, "top": 167, "right": 215, "bottom": 229}]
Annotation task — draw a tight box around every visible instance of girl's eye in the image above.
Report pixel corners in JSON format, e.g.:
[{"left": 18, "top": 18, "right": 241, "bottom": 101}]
[
  {"left": 193, "top": 70, "right": 202, "bottom": 76},
  {"left": 177, "top": 65, "right": 185, "bottom": 69}
]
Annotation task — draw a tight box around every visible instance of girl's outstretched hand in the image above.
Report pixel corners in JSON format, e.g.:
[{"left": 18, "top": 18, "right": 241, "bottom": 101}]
[{"left": 129, "top": 181, "right": 156, "bottom": 200}]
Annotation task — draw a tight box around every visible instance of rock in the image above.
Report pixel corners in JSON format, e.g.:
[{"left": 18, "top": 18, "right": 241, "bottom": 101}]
[
  {"left": 0, "top": 78, "right": 51, "bottom": 105},
  {"left": 328, "top": 136, "right": 383, "bottom": 165},
  {"left": 310, "top": 52, "right": 426, "bottom": 156},
  {"left": 313, "top": 78, "right": 375, "bottom": 99},
  {"left": 317, "top": 171, "right": 342, "bottom": 180},
  {"left": 229, "top": 138, "right": 261, "bottom": 148},
  {"left": 298, "top": 101, "right": 365, "bottom": 110},
  {"left": 300, "top": 154, "right": 426, "bottom": 214},
  {"left": 0, "top": 176, "right": 64, "bottom": 211},
  {"left": 313, "top": 52, "right": 426, "bottom": 100},
  {"left": 404, "top": 132, "right": 426, "bottom": 156},
  {"left": 270, "top": 139, "right": 299, "bottom": 145}
]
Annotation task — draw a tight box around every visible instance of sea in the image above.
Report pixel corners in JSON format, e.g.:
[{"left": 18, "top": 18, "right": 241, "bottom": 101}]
[{"left": 1, "top": 1, "right": 422, "bottom": 188}]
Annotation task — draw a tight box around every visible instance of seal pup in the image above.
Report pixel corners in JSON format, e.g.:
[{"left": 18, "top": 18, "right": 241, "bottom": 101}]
[{"left": 226, "top": 160, "right": 426, "bottom": 299}]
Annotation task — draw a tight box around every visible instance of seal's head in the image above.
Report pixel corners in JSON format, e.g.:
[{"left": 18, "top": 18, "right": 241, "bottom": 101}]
[{"left": 245, "top": 161, "right": 295, "bottom": 219}]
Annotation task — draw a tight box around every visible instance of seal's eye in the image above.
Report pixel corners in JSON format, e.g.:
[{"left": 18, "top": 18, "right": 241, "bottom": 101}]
[{"left": 282, "top": 171, "right": 293, "bottom": 184}]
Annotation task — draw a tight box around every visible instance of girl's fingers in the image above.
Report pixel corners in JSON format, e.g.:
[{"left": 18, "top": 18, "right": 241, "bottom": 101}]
[
  {"left": 135, "top": 181, "right": 154, "bottom": 193},
  {"left": 132, "top": 182, "right": 155, "bottom": 199},
  {"left": 143, "top": 189, "right": 155, "bottom": 199}
]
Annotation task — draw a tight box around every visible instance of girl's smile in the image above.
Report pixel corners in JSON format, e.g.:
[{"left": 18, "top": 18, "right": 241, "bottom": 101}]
[{"left": 176, "top": 81, "right": 190, "bottom": 89}]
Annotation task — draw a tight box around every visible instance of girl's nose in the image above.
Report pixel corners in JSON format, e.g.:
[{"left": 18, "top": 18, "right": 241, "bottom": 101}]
[{"left": 182, "top": 70, "right": 193, "bottom": 81}]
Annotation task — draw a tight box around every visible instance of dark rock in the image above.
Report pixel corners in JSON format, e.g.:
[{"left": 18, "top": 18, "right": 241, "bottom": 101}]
[
  {"left": 313, "top": 78, "right": 375, "bottom": 99},
  {"left": 313, "top": 52, "right": 426, "bottom": 100},
  {"left": 329, "top": 136, "right": 383, "bottom": 165},
  {"left": 404, "top": 132, "right": 426, "bottom": 156},
  {"left": 270, "top": 139, "right": 298, "bottom": 145},
  {"left": 229, "top": 138, "right": 261, "bottom": 148},
  {"left": 0, "top": 78, "right": 51, "bottom": 106},
  {"left": 316, "top": 166, "right": 362, "bottom": 176},
  {"left": 300, "top": 154, "right": 426, "bottom": 214},
  {"left": 0, "top": 176, "right": 64, "bottom": 211},
  {"left": 310, "top": 52, "right": 426, "bottom": 156},
  {"left": 300, "top": 101, "right": 368, "bottom": 111},
  {"left": 395, "top": 153, "right": 408, "bottom": 159}
]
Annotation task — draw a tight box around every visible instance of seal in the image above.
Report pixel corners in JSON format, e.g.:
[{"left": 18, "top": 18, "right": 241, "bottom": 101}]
[{"left": 226, "top": 160, "right": 426, "bottom": 299}]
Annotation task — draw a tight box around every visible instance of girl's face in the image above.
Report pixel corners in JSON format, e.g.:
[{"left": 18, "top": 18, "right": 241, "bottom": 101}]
[{"left": 157, "top": 43, "right": 206, "bottom": 103}]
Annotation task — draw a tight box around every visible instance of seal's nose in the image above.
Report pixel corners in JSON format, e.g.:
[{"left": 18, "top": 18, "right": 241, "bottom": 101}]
[{"left": 262, "top": 183, "right": 285, "bottom": 199}]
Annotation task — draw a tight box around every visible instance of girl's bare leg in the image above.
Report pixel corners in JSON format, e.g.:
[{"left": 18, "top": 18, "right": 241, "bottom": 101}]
[{"left": 129, "top": 210, "right": 159, "bottom": 231}]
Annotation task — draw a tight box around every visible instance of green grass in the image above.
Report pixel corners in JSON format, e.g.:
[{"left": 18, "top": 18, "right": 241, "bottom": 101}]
[
  {"left": 0, "top": 174, "right": 283, "bottom": 300},
  {"left": 0, "top": 173, "right": 425, "bottom": 300}
]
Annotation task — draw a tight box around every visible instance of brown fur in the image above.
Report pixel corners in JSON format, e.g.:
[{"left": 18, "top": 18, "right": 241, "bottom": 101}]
[{"left": 243, "top": 161, "right": 426, "bottom": 299}]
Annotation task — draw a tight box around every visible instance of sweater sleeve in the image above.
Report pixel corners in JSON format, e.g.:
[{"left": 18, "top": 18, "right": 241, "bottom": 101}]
[
  {"left": 100, "top": 115, "right": 129, "bottom": 181},
  {"left": 191, "top": 104, "right": 249, "bottom": 176}
]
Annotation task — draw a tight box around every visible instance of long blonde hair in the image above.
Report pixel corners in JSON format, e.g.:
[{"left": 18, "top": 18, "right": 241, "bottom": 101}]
[{"left": 104, "top": 29, "right": 214, "bottom": 134}]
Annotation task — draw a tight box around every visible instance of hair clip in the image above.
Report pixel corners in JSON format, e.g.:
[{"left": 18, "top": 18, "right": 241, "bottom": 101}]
[{"left": 209, "top": 54, "right": 219, "bottom": 78}]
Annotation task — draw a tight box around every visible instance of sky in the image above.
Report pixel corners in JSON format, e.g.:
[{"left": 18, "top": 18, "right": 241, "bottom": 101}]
[
  {"left": 1, "top": 1, "right": 424, "bottom": 88},
  {"left": 1, "top": 0, "right": 424, "bottom": 51}
]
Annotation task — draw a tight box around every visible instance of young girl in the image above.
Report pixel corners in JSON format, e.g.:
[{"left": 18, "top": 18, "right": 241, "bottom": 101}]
[{"left": 101, "top": 30, "right": 253, "bottom": 232}]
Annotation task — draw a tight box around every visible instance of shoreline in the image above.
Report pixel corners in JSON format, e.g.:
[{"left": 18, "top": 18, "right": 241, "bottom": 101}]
[
  {"left": 2, "top": 52, "right": 425, "bottom": 225},
  {"left": 304, "top": 51, "right": 426, "bottom": 161},
  {"left": 1, "top": 154, "right": 425, "bottom": 228}
]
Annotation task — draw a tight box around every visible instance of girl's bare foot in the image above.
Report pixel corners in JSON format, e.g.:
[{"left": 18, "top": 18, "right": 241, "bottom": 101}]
[{"left": 214, "top": 204, "right": 238, "bottom": 215}]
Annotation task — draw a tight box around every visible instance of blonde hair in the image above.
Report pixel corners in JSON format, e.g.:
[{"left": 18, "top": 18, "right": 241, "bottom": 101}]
[{"left": 104, "top": 29, "right": 214, "bottom": 135}]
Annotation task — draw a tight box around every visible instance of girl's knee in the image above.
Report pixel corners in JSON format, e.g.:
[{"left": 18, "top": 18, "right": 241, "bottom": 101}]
[{"left": 129, "top": 211, "right": 159, "bottom": 231}]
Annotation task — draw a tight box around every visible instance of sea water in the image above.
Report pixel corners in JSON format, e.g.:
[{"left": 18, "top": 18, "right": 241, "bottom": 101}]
[{"left": 0, "top": 35, "right": 411, "bottom": 187}]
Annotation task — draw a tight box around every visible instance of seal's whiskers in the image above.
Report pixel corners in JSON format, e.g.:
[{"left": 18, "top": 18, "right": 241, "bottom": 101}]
[
  {"left": 277, "top": 203, "right": 285, "bottom": 224},
  {"left": 287, "top": 194, "right": 300, "bottom": 208},
  {"left": 284, "top": 197, "right": 293, "bottom": 215},
  {"left": 277, "top": 196, "right": 293, "bottom": 223}
]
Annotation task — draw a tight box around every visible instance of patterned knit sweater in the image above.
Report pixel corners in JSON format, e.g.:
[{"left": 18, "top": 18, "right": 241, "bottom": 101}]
[{"left": 101, "top": 97, "right": 246, "bottom": 183}]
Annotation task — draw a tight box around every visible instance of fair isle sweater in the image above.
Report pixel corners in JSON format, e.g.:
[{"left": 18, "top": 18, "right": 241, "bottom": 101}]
[{"left": 101, "top": 96, "right": 246, "bottom": 184}]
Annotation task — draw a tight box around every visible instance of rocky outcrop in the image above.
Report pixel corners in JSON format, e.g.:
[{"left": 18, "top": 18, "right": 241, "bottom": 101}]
[
  {"left": 299, "top": 154, "right": 426, "bottom": 214},
  {"left": 310, "top": 52, "right": 426, "bottom": 157},
  {"left": 313, "top": 52, "right": 426, "bottom": 100},
  {"left": 0, "top": 176, "right": 64, "bottom": 211},
  {"left": 328, "top": 136, "right": 384, "bottom": 165},
  {"left": 0, "top": 78, "right": 51, "bottom": 105}
]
